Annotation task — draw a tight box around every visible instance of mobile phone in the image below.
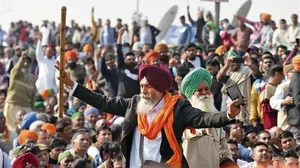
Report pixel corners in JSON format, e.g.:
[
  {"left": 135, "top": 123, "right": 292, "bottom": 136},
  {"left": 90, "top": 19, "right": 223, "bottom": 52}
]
[
  {"left": 233, "top": 57, "right": 244, "bottom": 63},
  {"left": 226, "top": 84, "right": 245, "bottom": 107},
  {"left": 296, "top": 38, "right": 300, "bottom": 45}
]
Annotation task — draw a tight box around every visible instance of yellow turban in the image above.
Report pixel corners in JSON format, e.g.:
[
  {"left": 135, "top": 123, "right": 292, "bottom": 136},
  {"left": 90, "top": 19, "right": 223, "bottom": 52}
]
[
  {"left": 215, "top": 45, "right": 227, "bottom": 55},
  {"left": 154, "top": 43, "right": 169, "bottom": 53},
  {"left": 292, "top": 55, "right": 300, "bottom": 71}
]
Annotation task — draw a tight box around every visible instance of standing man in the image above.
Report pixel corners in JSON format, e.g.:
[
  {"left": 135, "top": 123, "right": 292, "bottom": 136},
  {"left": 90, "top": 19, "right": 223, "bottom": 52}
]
[
  {"left": 139, "top": 16, "right": 160, "bottom": 48},
  {"left": 177, "top": 16, "right": 192, "bottom": 52},
  {"left": 4, "top": 51, "right": 36, "bottom": 131},
  {"left": 56, "top": 62, "right": 242, "bottom": 168},
  {"left": 187, "top": 6, "right": 206, "bottom": 43},
  {"left": 231, "top": 19, "right": 253, "bottom": 53},
  {"left": 35, "top": 34, "right": 57, "bottom": 94},
  {"left": 180, "top": 68, "right": 231, "bottom": 168},
  {"left": 288, "top": 14, "right": 300, "bottom": 44},
  {"left": 100, "top": 19, "right": 115, "bottom": 46},
  {"left": 288, "top": 55, "right": 300, "bottom": 143},
  {"left": 270, "top": 64, "right": 294, "bottom": 131}
]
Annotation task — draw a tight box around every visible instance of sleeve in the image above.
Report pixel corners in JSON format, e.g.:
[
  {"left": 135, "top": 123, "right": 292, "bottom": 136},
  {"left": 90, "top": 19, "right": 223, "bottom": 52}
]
[
  {"left": 10, "top": 57, "right": 24, "bottom": 78},
  {"left": 117, "top": 44, "right": 125, "bottom": 68},
  {"left": 270, "top": 87, "right": 285, "bottom": 111},
  {"left": 35, "top": 39, "right": 45, "bottom": 62},
  {"left": 180, "top": 100, "right": 232, "bottom": 128},
  {"left": 250, "top": 84, "right": 259, "bottom": 122},
  {"left": 100, "top": 57, "right": 109, "bottom": 78},
  {"left": 3, "top": 152, "right": 12, "bottom": 168},
  {"left": 238, "top": 144, "right": 253, "bottom": 162},
  {"left": 100, "top": 29, "right": 104, "bottom": 44},
  {"left": 72, "top": 83, "right": 131, "bottom": 117},
  {"left": 187, "top": 11, "right": 196, "bottom": 25},
  {"left": 272, "top": 29, "right": 279, "bottom": 46},
  {"left": 236, "top": 16, "right": 255, "bottom": 26},
  {"left": 291, "top": 82, "right": 300, "bottom": 107}
]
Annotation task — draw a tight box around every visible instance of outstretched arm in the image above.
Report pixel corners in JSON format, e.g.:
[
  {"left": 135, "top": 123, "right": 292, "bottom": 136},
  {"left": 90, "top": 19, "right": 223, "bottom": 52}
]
[{"left": 55, "top": 61, "right": 131, "bottom": 116}]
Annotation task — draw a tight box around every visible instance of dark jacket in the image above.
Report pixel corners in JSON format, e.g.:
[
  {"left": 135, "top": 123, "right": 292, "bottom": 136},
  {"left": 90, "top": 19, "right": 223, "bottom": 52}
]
[
  {"left": 73, "top": 84, "right": 233, "bottom": 168},
  {"left": 139, "top": 25, "right": 160, "bottom": 48},
  {"left": 288, "top": 71, "right": 300, "bottom": 126},
  {"left": 187, "top": 11, "right": 206, "bottom": 42},
  {"left": 116, "top": 44, "right": 140, "bottom": 98}
]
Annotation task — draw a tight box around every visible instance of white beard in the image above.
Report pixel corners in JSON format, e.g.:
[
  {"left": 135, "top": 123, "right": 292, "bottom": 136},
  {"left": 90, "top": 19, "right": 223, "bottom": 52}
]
[
  {"left": 136, "top": 93, "right": 161, "bottom": 114},
  {"left": 189, "top": 94, "right": 218, "bottom": 113}
]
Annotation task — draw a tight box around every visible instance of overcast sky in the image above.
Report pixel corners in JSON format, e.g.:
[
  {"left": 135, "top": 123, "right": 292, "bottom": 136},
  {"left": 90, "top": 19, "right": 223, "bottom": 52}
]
[{"left": 0, "top": 0, "right": 299, "bottom": 30}]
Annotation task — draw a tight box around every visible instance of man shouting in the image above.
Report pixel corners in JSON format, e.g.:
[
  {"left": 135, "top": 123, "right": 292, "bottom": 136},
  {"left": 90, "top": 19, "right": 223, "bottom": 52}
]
[
  {"left": 181, "top": 68, "right": 232, "bottom": 168},
  {"left": 55, "top": 62, "right": 243, "bottom": 168}
]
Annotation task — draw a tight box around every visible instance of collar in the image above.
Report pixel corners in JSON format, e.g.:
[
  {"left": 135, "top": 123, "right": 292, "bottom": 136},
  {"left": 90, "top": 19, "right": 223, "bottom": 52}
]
[
  {"left": 69, "top": 149, "right": 88, "bottom": 159},
  {"left": 152, "top": 96, "right": 165, "bottom": 113}
]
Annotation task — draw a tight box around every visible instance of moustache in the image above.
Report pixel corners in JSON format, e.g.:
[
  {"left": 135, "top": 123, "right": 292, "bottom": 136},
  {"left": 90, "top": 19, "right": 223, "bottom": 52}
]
[{"left": 141, "top": 94, "right": 151, "bottom": 99}]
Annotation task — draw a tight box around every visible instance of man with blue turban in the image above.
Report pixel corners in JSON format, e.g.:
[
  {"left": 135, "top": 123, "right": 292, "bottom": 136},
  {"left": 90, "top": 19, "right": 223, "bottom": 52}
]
[
  {"left": 84, "top": 107, "right": 99, "bottom": 131},
  {"left": 181, "top": 68, "right": 232, "bottom": 168}
]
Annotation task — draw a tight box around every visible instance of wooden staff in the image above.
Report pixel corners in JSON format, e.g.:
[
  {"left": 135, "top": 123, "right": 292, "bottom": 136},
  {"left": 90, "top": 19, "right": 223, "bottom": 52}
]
[{"left": 59, "top": 6, "right": 67, "bottom": 119}]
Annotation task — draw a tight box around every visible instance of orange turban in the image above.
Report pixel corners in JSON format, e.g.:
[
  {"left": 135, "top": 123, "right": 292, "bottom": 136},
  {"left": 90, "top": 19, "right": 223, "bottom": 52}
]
[
  {"left": 40, "top": 89, "right": 50, "bottom": 100},
  {"left": 83, "top": 44, "right": 93, "bottom": 52},
  {"left": 215, "top": 45, "right": 227, "bottom": 55},
  {"left": 261, "top": 13, "right": 272, "bottom": 20},
  {"left": 283, "top": 64, "right": 294, "bottom": 76},
  {"left": 154, "top": 43, "right": 169, "bottom": 53},
  {"left": 292, "top": 55, "right": 300, "bottom": 71},
  {"left": 18, "top": 130, "right": 38, "bottom": 145},
  {"left": 144, "top": 51, "right": 160, "bottom": 64},
  {"left": 41, "top": 123, "right": 56, "bottom": 134},
  {"left": 64, "top": 50, "right": 78, "bottom": 62}
]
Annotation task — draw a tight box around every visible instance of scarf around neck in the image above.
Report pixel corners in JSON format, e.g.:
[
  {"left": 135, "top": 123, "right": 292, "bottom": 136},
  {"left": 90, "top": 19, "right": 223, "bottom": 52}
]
[{"left": 137, "top": 92, "right": 183, "bottom": 168}]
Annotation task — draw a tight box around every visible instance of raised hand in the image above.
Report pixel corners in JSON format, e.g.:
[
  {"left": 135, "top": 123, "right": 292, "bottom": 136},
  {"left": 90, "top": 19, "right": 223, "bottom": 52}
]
[{"left": 54, "top": 60, "right": 74, "bottom": 88}]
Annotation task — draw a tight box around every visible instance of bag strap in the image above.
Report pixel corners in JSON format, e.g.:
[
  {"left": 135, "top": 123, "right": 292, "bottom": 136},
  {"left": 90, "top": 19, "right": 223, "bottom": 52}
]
[{"left": 139, "top": 134, "right": 144, "bottom": 163}]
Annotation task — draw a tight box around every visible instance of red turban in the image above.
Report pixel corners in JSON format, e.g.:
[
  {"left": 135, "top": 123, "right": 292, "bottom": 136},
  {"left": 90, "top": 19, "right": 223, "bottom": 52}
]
[
  {"left": 18, "top": 130, "right": 38, "bottom": 145},
  {"left": 139, "top": 64, "right": 172, "bottom": 92},
  {"left": 144, "top": 51, "right": 160, "bottom": 64},
  {"left": 64, "top": 50, "right": 78, "bottom": 62},
  {"left": 47, "top": 44, "right": 55, "bottom": 50},
  {"left": 12, "top": 153, "right": 39, "bottom": 168}
]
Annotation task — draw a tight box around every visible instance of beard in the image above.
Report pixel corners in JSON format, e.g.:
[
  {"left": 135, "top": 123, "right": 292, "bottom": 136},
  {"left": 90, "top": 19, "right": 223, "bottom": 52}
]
[
  {"left": 160, "top": 55, "right": 169, "bottom": 64},
  {"left": 189, "top": 94, "right": 218, "bottom": 113},
  {"left": 136, "top": 92, "right": 161, "bottom": 114},
  {"left": 68, "top": 62, "right": 77, "bottom": 69},
  {"left": 125, "top": 62, "right": 137, "bottom": 69}
]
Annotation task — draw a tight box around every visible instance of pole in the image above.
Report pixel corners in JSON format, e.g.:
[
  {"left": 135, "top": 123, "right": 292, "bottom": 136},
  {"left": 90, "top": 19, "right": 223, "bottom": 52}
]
[
  {"left": 215, "top": 1, "right": 220, "bottom": 27},
  {"left": 59, "top": 6, "right": 66, "bottom": 119},
  {"left": 136, "top": 0, "right": 139, "bottom": 13}
]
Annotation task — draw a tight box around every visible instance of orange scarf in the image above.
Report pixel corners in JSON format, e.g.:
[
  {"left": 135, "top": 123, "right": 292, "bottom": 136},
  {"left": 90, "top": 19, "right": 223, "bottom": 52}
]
[
  {"left": 3, "top": 126, "right": 9, "bottom": 143},
  {"left": 137, "top": 92, "right": 183, "bottom": 168}
]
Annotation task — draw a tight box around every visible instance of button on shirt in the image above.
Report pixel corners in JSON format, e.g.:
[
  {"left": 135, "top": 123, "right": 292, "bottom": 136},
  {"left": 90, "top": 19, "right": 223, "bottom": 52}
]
[{"left": 129, "top": 97, "right": 165, "bottom": 168}]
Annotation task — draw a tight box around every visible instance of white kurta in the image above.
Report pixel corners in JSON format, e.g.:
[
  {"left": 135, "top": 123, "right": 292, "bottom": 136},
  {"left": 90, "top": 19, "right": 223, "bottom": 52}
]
[
  {"left": 129, "top": 97, "right": 164, "bottom": 168},
  {"left": 35, "top": 40, "right": 57, "bottom": 94}
]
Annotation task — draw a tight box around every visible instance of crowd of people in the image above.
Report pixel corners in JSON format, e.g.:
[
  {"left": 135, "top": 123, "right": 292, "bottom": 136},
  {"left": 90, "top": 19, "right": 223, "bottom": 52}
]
[{"left": 0, "top": 6, "right": 299, "bottom": 168}]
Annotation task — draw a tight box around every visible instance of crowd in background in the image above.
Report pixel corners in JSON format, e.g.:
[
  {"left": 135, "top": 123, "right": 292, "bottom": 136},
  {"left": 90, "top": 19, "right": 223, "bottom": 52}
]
[{"left": 0, "top": 6, "right": 299, "bottom": 168}]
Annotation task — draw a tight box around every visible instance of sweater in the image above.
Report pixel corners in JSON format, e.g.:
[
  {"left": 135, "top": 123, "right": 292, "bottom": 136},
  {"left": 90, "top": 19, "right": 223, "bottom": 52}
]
[
  {"left": 100, "top": 57, "right": 118, "bottom": 97},
  {"left": 116, "top": 44, "right": 140, "bottom": 98},
  {"left": 6, "top": 56, "right": 37, "bottom": 108}
]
